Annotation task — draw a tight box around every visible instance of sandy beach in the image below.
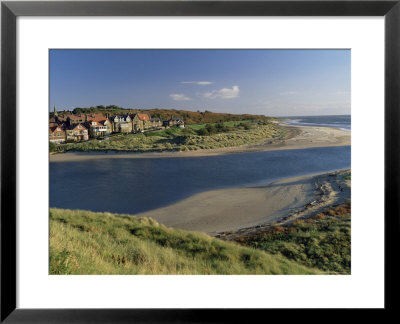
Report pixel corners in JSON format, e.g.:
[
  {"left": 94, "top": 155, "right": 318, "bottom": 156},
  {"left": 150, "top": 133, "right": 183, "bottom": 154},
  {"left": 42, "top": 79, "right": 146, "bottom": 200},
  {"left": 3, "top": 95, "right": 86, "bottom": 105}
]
[
  {"left": 135, "top": 169, "right": 351, "bottom": 235},
  {"left": 49, "top": 123, "right": 350, "bottom": 162}
]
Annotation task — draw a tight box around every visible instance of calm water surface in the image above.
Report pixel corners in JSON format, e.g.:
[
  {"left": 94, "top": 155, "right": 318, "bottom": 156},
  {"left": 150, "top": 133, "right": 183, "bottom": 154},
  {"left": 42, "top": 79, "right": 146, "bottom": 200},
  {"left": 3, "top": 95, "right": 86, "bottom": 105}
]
[{"left": 50, "top": 146, "right": 350, "bottom": 215}]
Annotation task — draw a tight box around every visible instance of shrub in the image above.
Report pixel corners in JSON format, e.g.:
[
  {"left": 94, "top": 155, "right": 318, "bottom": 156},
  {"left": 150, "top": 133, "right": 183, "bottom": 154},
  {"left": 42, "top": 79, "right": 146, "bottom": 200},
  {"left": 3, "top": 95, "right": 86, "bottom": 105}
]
[
  {"left": 205, "top": 124, "right": 217, "bottom": 135},
  {"left": 197, "top": 128, "right": 209, "bottom": 136},
  {"left": 238, "top": 203, "right": 351, "bottom": 274},
  {"left": 49, "top": 141, "right": 58, "bottom": 153}
]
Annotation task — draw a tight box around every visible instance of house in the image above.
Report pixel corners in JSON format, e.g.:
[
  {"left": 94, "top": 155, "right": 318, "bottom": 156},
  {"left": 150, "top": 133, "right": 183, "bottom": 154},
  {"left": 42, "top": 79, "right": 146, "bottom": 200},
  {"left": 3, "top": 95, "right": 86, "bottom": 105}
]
[
  {"left": 130, "top": 113, "right": 144, "bottom": 132},
  {"left": 56, "top": 114, "right": 69, "bottom": 124},
  {"left": 66, "top": 123, "right": 89, "bottom": 142},
  {"left": 67, "top": 114, "right": 87, "bottom": 125},
  {"left": 100, "top": 119, "right": 113, "bottom": 134},
  {"left": 49, "top": 125, "right": 66, "bottom": 143},
  {"left": 150, "top": 118, "right": 162, "bottom": 128},
  {"left": 85, "top": 120, "right": 109, "bottom": 138},
  {"left": 84, "top": 114, "right": 112, "bottom": 136},
  {"left": 130, "top": 113, "right": 152, "bottom": 131},
  {"left": 49, "top": 119, "right": 59, "bottom": 128},
  {"left": 111, "top": 115, "right": 132, "bottom": 133},
  {"left": 163, "top": 117, "right": 185, "bottom": 128},
  {"left": 49, "top": 116, "right": 57, "bottom": 124},
  {"left": 137, "top": 113, "right": 151, "bottom": 129}
]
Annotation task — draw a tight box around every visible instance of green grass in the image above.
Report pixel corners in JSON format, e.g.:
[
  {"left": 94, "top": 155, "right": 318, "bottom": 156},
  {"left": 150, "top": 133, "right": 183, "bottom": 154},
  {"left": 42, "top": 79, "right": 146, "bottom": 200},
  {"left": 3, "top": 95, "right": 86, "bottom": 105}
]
[
  {"left": 144, "top": 127, "right": 187, "bottom": 137},
  {"left": 50, "top": 208, "right": 322, "bottom": 275},
  {"left": 187, "top": 120, "right": 252, "bottom": 130},
  {"left": 233, "top": 203, "right": 351, "bottom": 274},
  {"left": 187, "top": 124, "right": 207, "bottom": 130},
  {"left": 54, "top": 121, "right": 287, "bottom": 154}
]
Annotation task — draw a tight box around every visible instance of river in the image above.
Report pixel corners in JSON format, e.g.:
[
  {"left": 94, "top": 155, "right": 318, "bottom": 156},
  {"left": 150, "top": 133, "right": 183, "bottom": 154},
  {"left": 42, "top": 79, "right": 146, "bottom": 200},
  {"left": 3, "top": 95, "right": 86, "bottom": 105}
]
[{"left": 50, "top": 145, "right": 350, "bottom": 215}]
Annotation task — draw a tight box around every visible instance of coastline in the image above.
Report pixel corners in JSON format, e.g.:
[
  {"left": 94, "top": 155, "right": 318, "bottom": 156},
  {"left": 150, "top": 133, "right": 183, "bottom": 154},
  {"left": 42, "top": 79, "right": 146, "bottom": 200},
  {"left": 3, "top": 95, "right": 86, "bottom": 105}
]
[
  {"left": 134, "top": 169, "right": 351, "bottom": 235},
  {"left": 49, "top": 123, "right": 351, "bottom": 162}
]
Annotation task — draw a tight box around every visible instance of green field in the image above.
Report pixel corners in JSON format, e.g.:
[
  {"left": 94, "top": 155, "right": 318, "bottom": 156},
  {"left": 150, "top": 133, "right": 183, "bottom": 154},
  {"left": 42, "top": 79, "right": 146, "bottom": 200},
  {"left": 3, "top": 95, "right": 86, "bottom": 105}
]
[
  {"left": 50, "top": 208, "right": 322, "bottom": 275},
  {"left": 51, "top": 121, "right": 287, "bottom": 153}
]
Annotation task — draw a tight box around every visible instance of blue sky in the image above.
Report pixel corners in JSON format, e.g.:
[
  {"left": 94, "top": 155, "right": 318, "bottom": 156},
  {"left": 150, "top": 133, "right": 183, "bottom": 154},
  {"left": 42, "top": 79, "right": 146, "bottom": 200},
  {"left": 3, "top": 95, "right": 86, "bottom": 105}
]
[{"left": 50, "top": 49, "right": 350, "bottom": 117}]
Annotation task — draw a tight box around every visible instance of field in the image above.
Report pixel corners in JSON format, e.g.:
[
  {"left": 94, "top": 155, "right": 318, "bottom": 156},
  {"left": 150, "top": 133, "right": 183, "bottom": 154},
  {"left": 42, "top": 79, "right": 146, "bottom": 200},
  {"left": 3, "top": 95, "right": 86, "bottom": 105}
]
[
  {"left": 50, "top": 208, "right": 322, "bottom": 275},
  {"left": 52, "top": 120, "right": 287, "bottom": 153}
]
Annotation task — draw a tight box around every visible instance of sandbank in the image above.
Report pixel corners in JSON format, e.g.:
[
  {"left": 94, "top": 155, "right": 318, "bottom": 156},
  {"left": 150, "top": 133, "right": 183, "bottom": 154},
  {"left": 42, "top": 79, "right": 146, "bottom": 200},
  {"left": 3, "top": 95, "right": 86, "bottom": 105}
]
[{"left": 135, "top": 169, "right": 351, "bottom": 235}]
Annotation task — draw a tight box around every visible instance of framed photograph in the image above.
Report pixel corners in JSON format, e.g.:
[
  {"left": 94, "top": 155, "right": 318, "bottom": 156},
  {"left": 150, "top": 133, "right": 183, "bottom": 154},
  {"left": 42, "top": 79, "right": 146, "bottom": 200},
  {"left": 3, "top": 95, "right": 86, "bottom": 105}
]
[{"left": 1, "top": 0, "right": 398, "bottom": 321}]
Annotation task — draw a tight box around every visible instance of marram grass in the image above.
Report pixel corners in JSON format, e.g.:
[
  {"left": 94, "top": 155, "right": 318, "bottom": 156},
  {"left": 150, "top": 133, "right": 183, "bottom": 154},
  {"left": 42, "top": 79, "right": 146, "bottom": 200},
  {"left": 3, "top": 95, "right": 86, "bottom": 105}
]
[
  {"left": 50, "top": 208, "right": 322, "bottom": 275},
  {"left": 57, "top": 122, "right": 286, "bottom": 153}
]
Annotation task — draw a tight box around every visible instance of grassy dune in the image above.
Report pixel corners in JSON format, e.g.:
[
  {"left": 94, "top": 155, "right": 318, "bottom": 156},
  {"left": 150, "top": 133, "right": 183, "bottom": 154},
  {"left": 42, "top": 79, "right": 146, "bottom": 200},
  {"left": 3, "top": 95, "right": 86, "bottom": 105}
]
[
  {"left": 50, "top": 208, "right": 321, "bottom": 275},
  {"left": 232, "top": 203, "right": 351, "bottom": 274},
  {"left": 55, "top": 121, "right": 286, "bottom": 153}
]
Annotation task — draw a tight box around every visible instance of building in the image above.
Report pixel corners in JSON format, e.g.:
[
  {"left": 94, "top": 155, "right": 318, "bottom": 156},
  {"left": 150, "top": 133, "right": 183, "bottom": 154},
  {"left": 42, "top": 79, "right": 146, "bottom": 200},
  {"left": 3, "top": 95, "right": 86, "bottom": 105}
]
[
  {"left": 129, "top": 113, "right": 152, "bottom": 131},
  {"left": 66, "top": 123, "right": 89, "bottom": 142},
  {"left": 130, "top": 113, "right": 144, "bottom": 132},
  {"left": 85, "top": 120, "right": 109, "bottom": 138},
  {"left": 150, "top": 118, "right": 162, "bottom": 128},
  {"left": 86, "top": 113, "right": 107, "bottom": 123},
  {"left": 49, "top": 116, "right": 58, "bottom": 128},
  {"left": 137, "top": 113, "right": 151, "bottom": 129},
  {"left": 101, "top": 119, "right": 113, "bottom": 135},
  {"left": 163, "top": 117, "right": 185, "bottom": 128},
  {"left": 55, "top": 114, "right": 69, "bottom": 124},
  {"left": 84, "top": 114, "right": 112, "bottom": 136},
  {"left": 111, "top": 115, "right": 132, "bottom": 133},
  {"left": 49, "top": 125, "right": 66, "bottom": 143},
  {"left": 49, "top": 110, "right": 184, "bottom": 139},
  {"left": 67, "top": 114, "right": 87, "bottom": 125},
  {"left": 53, "top": 105, "right": 58, "bottom": 118}
]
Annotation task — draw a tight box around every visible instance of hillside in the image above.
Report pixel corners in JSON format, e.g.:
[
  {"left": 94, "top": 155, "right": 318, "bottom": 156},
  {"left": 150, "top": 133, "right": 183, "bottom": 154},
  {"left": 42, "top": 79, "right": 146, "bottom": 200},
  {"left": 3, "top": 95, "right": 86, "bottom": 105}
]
[
  {"left": 50, "top": 208, "right": 321, "bottom": 275},
  {"left": 53, "top": 106, "right": 273, "bottom": 125}
]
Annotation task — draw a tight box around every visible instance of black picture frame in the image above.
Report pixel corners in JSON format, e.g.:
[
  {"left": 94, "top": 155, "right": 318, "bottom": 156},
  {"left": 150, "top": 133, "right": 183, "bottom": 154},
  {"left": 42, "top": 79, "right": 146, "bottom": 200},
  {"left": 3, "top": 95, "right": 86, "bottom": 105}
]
[{"left": 1, "top": 0, "right": 398, "bottom": 322}]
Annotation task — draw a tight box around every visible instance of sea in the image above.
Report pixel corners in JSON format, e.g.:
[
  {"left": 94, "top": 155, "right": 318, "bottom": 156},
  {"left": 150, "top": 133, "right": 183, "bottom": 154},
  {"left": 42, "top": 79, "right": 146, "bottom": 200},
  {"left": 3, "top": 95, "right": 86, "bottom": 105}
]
[{"left": 282, "top": 115, "right": 351, "bottom": 131}]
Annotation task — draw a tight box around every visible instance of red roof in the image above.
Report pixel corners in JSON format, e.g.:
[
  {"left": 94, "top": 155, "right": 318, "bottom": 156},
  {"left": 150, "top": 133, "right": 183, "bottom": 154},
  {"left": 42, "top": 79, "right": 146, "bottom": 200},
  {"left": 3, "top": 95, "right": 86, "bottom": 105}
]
[
  {"left": 86, "top": 113, "right": 107, "bottom": 122},
  {"left": 137, "top": 113, "right": 150, "bottom": 121}
]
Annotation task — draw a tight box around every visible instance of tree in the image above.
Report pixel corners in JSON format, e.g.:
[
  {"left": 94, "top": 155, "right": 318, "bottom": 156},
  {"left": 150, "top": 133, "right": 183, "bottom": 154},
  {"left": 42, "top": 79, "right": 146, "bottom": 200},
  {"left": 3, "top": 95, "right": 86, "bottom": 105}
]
[{"left": 73, "top": 108, "right": 83, "bottom": 114}]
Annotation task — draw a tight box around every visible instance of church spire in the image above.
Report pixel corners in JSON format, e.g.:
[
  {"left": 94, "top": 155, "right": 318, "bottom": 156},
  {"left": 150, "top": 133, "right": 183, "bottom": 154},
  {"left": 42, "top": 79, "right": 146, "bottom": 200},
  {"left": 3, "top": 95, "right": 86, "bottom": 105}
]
[{"left": 53, "top": 105, "right": 58, "bottom": 117}]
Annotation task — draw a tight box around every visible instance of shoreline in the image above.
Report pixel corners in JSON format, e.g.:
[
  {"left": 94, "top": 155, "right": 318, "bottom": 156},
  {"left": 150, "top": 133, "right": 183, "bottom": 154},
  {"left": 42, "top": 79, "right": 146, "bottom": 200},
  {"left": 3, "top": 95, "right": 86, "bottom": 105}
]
[
  {"left": 50, "top": 123, "right": 351, "bottom": 162},
  {"left": 134, "top": 169, "right": 351, "bottom": 235}
]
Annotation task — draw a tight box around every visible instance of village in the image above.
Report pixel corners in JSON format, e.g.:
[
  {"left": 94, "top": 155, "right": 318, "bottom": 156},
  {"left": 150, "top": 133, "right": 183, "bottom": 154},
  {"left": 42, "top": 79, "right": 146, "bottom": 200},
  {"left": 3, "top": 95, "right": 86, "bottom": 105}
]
[{"left": 49, "top": 106, "right": 185, "bottom": 143}]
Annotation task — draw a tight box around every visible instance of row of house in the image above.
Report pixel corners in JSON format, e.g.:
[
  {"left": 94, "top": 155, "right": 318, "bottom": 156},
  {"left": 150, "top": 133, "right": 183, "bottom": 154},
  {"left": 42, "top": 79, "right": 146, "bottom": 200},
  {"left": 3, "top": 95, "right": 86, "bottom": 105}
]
[{"left": 49, "top": 107, "right": 185, "bottom": 143}]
